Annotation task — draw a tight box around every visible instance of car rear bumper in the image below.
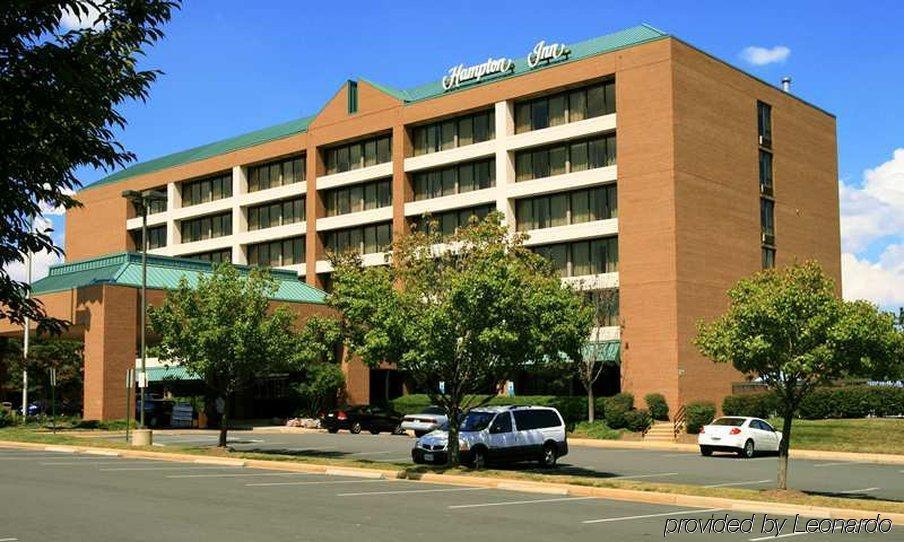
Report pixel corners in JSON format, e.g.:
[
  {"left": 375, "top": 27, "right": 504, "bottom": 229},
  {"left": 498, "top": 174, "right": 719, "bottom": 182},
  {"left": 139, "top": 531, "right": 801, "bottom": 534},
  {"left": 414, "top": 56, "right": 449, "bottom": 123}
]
[{"left": 698, "top": 435, "right": 744, "bottom": 449}]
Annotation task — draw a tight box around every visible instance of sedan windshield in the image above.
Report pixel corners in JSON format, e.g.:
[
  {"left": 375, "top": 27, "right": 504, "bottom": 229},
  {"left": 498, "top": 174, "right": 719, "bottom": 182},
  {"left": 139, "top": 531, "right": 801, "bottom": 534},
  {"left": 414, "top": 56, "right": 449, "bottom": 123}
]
[
  {"left": 711, "top": 417, "right": 745, "bottom": 427},
  {"left": 460, "top": 411, "right": 495, "bottom": 432}
]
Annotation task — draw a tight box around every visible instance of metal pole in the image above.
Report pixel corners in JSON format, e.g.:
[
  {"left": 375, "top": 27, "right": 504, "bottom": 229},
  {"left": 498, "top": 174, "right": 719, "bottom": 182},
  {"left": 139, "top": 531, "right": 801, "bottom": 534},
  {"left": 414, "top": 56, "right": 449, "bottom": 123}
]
[
  {"left": 50, "top": 368, "right": 57, "bottom": 434},
  {"left": 140, "top": 201, "right": 147, "bottom": 429},
  {"left": 125, "top": 368, "right": 133, "bottom": 442},
  {"left": 22, "top": 217, "right": 33, "bottom": 419}
]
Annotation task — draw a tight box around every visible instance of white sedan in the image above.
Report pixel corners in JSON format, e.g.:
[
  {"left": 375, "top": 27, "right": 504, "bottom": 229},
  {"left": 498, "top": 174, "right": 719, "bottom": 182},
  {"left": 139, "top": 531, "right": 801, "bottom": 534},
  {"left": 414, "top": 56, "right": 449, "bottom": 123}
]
[
  {"left": 400, "top": 406, "right": 447, "bottom": 437},
  {"left": 698, "top": 416, "right": 782, "bottom": 458}
]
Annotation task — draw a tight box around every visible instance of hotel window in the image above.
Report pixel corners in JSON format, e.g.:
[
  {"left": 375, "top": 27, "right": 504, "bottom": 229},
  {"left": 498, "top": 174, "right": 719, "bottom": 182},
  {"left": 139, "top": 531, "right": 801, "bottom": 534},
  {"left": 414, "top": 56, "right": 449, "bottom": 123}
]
[
  {"left": 323, "top": 178, "right": 391, "bottom": 217},
  {"left": 139, "top": 186, "right": 167, "bottom": 214},
  {"left": 757, "top": 101, "right": 772, "bottom": 148},
  {"left": 515, "top": 133, "right": 616, "bottom": 181},
  {"left": 760, "top": 198, "right": 775, "bottom": 246},
  {"left": 247, "top": 155, "right": 305, "bottom": 192},
  {"left": 324, "top": 134, "right": 392, "bottom": 175},
  {"left": 759, "top": 150, "right": 773, "bottom": 196},
  {"left": 411, "top": 109, "right": 495, "bottom": 156},
  {"left": 515, "top": 79, "right": 615, "bottom": 133},
  {"left": 516, "top": 185, "right": 617, "bottom": 231},
  {"left": 247, "top": 197, "right": 305, "bottom": 231},
  {"left": 131, "top": 225, "right": 166, "bottom": 250},
  {"left": 185, "top": 248, "right": 231, "bottom": 265},
  {"left": 762, "top": 247, "right": 776, "bottom": 270},
  {"left": 324, "top": 222, "right": 392, "bottom": 255},
  {"left": 410, "top": 204, "right": 494, "bottom": 239},
  {"left": 585, "top": 289, "right": 620, "bottom": 327},
  {"left": 180, "top": 211, "right": 232, "bottom": 243},
  {"left": 247, "top": 236, "right": 305, "bottom": 267},
  {"left": 412, "top": 158, "right": 495, "bottom": 201},
  {"left": 533, "top": 237, "right": 618, "bottom": 277},
  {"left": 181, "top": 172, "right": 232, "bottom": 207}
]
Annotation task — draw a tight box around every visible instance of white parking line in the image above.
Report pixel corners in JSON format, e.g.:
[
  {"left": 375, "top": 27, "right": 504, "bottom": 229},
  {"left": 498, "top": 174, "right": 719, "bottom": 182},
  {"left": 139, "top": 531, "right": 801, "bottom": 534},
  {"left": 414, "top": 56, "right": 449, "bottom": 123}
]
[
  {"left": 749, "top": 531, "right": 813, "bottom": 541},
  {"left": 338, "top": 487, "right": 488, "bottom": 497},
  {"left": 448, "top": 496, "right": 595, "bottom": 509},
  {"left": 611, "top": 472, "right": 679, "bottom": 480},
  {"left": 704, "top": 479, "right": 772, "bottom": 488},
  {"left": 166, "top": 472, "right": 314, "bottom": 479},
  {"left": 0, "top": 537, "right": 19, "bottom": 541},
  {"left": 41, "top": 461, "right": 158, "bottom": 467},
  {"left": 813, "top": 461, "right": 869, "bottom": 468},
  {"left": 348, "top": 450, "right": 396, "bottom": 456},
  {"left": 246, "top": 479, "right": 390, "bottom": 487},
  {"left": 582, "top": 507, "right": 722, "bottom": 524},
  {"left": 98, "top": 466, "right": 243, "bottom": 471},
  {"left": 838, "top": 487, "right": 880, "bottom": 494}
]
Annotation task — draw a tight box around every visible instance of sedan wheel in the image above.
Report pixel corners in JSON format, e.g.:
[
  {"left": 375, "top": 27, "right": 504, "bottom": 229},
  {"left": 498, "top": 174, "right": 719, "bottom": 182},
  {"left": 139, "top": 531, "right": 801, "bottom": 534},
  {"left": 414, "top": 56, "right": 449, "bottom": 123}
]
[
  {"left": 738, "top": 439, "right": 755, "bottom": 458},
  {"left": 350, "top": 421, "right": 362, "bottom": 434}
]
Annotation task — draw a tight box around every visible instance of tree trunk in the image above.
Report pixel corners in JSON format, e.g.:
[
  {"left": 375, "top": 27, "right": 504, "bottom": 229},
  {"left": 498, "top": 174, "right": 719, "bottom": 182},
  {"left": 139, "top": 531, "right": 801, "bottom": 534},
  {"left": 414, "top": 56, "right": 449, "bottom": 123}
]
[
  {"left": 218, "top": 396, "right": 229, "bottom": 448},
  {"left": 587, "top": 387, "right": 595, "bottom": 423},
  {"left": 777, "top": 410, "right": 794, "bottom": 490},
  {"left": 446, "top": 404, "right": 460, "bottom": 468}
]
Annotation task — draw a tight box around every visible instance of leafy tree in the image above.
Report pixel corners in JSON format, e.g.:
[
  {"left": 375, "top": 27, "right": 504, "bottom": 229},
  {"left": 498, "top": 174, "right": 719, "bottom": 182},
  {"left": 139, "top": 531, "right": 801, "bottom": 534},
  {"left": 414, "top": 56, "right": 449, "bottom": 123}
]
[
  {"left": 149, "top": 264, "right": 300, "bottom": 446},
  {"left": 1, "top": 0, "right": 179, "bottom": 332},
  {"left": 329, "top": 213, "right": 591, "bottom": 467},
  {"left": 1, "top": 336, "right": 84, "bottom": 413},
  {"left": 294, "top": 316, "right": 344, "bottom": 416},
  {"left": 576, "top": 288, "right": 620, "bottom": 422},
  {"left": 696, "top": 261, "right": 903, "bottom": 489}
]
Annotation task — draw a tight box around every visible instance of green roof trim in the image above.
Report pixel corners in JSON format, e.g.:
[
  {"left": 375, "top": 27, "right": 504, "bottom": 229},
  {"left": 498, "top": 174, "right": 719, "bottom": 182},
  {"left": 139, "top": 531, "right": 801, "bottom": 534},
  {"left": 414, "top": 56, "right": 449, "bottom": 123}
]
[
  {"left": 582, "top": 340, "right": 621, "bottom": 364},
  {"left": 84, "top": 115, "right": 315, "bottom": 191},
  {"left": 30, "top": 252, "right": 326, "bottom": 305},
  {"left": 146, "top": 365, "right": 199, "bottom": 382}
]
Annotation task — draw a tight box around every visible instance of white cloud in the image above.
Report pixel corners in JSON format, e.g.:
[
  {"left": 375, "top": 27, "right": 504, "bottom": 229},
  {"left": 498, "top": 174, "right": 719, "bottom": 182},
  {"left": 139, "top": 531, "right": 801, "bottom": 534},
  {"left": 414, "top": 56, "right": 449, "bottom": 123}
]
[
  {"left": 839, "top": 148, "right": 904, "bottom": 253},
  {"left": 38, "top": 188, "right": 77, "bottom": 216},
  {"left": 4, "top": 249, "right": 64, "bottom": 284},
  {"left": 740, "top": 45, "right": 791, "bottom": 66},
  {"left": 60, "top": 3, "right": 106, "bottom": 31},
  {"left": 842, "top": 247, "right": 904, "bottom": 307}
]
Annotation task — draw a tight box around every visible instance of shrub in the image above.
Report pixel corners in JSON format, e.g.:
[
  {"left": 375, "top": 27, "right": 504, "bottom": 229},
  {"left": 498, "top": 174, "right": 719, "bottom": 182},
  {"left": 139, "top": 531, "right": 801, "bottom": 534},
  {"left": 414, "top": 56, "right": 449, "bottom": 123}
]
[
  {"left": 295, "top": 363, "right": 345, "bottom": 417},
  {"left": 624, "top": 408, "right": 652, "bottom": 432},
  {"left": 0, "top": 408, "right": 10, "bottom": 428},
  {"left": 604, "top": 398, "right": 630, "bottom": 429},
  {"left": 644, "top": 393, "right": 669, "bottom": 421},
  {"left": 607, "top": 392, "right": 634, "bottom": 411},
  {"left": 571, "top": 420, "right": 622, "bottom": 440},
  {"left": 685, "top": 401, "right": 716, "bottom": 434},
  {"left": 722, "top": 393, "right": 779, "bottom": 419}
]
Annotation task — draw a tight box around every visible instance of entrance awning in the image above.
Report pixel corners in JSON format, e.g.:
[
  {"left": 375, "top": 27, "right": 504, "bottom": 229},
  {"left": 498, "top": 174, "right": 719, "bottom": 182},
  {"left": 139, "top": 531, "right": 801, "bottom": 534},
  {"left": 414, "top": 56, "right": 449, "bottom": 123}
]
[
  {"left": 145, "top": 366, "right": 200, "bottom": 382},
  {"left": 581, "top": 340, "right": 620, "bottom": 364}
]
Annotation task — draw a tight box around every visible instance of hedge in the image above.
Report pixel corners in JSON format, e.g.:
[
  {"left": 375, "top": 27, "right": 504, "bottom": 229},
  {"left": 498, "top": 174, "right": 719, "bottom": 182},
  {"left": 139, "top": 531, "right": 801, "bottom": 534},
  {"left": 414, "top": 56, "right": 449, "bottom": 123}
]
[
  {"left": 644, "top": 393, "right": 669, "bottom": 421},
  {"left": 685, "top": 401, "right": 716, "bottom": 434},
  {"left": 722, "top": 386, "right": 904, "bottom": 420},
  {"left": 389, "top": 394, "right": 606, "bottom": 425}
]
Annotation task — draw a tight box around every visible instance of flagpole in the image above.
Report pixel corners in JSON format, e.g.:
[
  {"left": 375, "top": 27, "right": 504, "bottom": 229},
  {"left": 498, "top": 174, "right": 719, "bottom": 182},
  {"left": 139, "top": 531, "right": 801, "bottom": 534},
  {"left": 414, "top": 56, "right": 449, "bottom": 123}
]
[{"left": 22, "top": 217, "right": 33, "bottom": 418}]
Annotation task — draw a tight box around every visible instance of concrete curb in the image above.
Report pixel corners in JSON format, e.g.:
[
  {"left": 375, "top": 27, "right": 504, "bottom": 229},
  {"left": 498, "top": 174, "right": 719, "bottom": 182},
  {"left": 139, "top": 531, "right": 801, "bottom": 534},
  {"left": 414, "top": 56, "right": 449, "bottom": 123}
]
[
  {"left": 568, "top": 437, "right": 904, "bottom": 465},
  {"left": 1, "top": 439, "right": 901, "bottom": 523}
]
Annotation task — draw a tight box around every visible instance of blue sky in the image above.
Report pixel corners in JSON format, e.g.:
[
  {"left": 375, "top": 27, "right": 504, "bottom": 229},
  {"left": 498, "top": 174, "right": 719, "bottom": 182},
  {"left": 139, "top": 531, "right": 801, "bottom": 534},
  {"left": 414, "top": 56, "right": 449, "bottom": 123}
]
[{"left": 21, "top": 0, "right": 904, "bottom": 308}]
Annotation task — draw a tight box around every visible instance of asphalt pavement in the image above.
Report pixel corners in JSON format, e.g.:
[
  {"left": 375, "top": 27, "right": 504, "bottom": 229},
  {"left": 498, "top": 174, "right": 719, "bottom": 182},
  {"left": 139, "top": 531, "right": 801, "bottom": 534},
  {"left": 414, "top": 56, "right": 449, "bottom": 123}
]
[
  {"left": 95, "top": 429, "right": 904, "bottom": 502},
  {"left": 0, "top": 446, "right": 898, "bottom": 542}
]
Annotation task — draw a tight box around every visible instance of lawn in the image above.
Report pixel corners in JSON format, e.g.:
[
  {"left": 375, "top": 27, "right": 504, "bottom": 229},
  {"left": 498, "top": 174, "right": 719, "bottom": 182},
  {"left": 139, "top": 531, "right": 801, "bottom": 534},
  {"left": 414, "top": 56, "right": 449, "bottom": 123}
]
[{"left": 768, "top": 417, "right": 904, "bottom": 455}]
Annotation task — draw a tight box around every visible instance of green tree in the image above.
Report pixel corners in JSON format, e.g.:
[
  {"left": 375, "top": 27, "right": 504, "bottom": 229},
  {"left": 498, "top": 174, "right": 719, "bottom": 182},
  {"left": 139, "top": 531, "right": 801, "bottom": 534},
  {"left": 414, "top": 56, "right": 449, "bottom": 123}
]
[
  {"left": 329, "top": 213, "right": 592, "bottom": 467},
  {"left": 695, "top": 261, "right": 903, "bottom": 489},
  {"left": 149, "top": 264, "right": 300, "bottom": 446},
  {"left": 1, "top": 336, "right": 84, "bottom": 413},
  {"left": 1, "top": 1, "right": 178, "bottom": 332},
  {"left": 294, "top": 316, "right": 345, "bottom": 416},
  {"left": 576, "top": 288, "right": 620, "bottom": 422}
]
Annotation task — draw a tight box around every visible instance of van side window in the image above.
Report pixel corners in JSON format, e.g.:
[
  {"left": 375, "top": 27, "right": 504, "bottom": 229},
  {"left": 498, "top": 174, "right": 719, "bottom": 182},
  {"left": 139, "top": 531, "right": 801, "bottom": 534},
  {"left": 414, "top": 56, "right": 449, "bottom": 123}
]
[
  {"left": 515, "top": 410, "right": 561, "bottom": 430},
  {"left": 513, "top": 411, "right": 535, "bottom": 430},
  {"left": 490, "top": 412, "right": 512, "bottom": 433}
]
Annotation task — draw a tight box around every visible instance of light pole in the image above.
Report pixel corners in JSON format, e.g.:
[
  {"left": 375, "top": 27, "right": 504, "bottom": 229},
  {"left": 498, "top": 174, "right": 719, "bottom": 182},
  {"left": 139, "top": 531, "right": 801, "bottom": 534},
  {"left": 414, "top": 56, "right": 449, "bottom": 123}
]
[
  {"left": 121, "top": 189, "right": 166, "bottom": 441},
  {"left": 21, "top": 217, "right": 32, "bottom": 420}
]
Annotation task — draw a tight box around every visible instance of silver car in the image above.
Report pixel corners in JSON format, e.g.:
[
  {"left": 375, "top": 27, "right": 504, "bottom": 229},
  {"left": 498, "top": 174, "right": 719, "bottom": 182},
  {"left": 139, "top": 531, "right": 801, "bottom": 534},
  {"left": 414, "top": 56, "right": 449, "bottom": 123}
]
[{"left": 400, "top": 406, "right": 447, "bottom": 437}]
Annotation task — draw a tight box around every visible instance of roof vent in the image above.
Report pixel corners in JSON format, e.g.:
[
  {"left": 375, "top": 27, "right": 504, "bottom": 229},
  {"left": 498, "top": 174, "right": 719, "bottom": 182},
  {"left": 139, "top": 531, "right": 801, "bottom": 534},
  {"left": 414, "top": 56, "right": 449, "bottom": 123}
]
[{"left": 781, "top": 76, "right": 792, "bottom": 93}]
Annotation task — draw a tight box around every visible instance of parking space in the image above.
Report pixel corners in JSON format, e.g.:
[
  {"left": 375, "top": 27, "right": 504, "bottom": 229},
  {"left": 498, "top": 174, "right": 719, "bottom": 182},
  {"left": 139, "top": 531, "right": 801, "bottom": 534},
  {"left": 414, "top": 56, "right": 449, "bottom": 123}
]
[
  {"left": 135, "top": 429, "right": 904, "bottom": 502},
  {"left": 0, "top": 446, "right": 898, "bottom": 541}
]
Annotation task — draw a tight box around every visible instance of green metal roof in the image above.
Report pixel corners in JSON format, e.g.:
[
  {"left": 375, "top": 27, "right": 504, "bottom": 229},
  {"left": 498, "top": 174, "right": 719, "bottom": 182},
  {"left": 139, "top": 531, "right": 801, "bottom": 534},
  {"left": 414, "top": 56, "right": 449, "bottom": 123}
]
[
  {"left": 31, "top": 252, "right": 326, "bottom": 304},
  {"left": 146, "top": 365, "right": 199, "bottom": 382},
  {"left": 84, "top": 25, "right": 665, "bottom": 191},
  {"left": 583, "top": 340, "right": 621, "bottom": 364}
]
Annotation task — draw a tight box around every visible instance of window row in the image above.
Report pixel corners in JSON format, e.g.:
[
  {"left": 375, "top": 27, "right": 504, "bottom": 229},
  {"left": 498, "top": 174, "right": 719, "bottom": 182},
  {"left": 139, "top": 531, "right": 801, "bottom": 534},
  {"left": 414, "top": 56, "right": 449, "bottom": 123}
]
[
  {"left": 516, "top": 184, "right": 617, "bottom": 232},
  {"left": 409, "top": 204, "right": 495, "bottom": 239},
  {"left": 515, "top": 79, "right": 615, "bottom": 134},
  {"left": 762, "top": 247, "right": 776, "bottom": 270},
  {"left": 185, "top": 248, "right": 232, "bottom": 265},
  {"left": 515, "top": 134, "right": 616, "bottom": 181},
  {"left": 324, "top": 134, "right": 392, "bottom": 175},
  {"left": 759, "top": 150, "right": 773, "bottom": 196},
  {"left": 323, "top": 222, "right": 392, "bottom": 255},
  {"left": 248, "top": 197, "right": 305, "bottom": 231},
  {"left": 180, "top": 212, "right": 232, "bottom": 243},
  {"left": 761, "top": 198, "right": 775, "bottom": 245},
  {"left": 247, "top": 236, "right": 305, "bottom": 267},
  {"left": 131, "top": 225, "right": 167, "bottom": 250},
  {"left": 146, "top": 187, "right": 167, "bottom": 214},
  {"left": 412, "top": 158, "right": 495, "bottom": 201},
  {"left": 182, "top": 172, "right": 232, "bottom": 207},
  {"left": 757, "top": 101, "right": 772, "bottom": 148},
  {"left": 323, "top": 178, "right": 392, "bottom": 217},
  {"left": 533, "top": 236, "right": 618, "bottom": 278},
  {"left": 248, "top": 155, "right": 305, "bottom": 192},
  {"left": 412, "top": 109, "right": 495, "bottom": 156},
  {"left": 585, "top": 288, "right": 620, "bottom": 327}
]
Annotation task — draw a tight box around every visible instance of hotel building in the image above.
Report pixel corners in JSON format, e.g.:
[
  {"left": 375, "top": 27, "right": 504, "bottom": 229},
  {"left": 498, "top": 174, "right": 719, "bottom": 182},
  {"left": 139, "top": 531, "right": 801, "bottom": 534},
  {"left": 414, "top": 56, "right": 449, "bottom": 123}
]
[{"left": 8, "top": 25, "right": 840, "bottom": 419}]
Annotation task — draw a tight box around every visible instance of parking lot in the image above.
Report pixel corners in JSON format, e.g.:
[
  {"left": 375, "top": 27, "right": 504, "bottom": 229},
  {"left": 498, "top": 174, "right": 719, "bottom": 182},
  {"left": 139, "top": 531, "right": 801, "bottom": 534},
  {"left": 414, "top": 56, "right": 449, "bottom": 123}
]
[
  {"left": 119, "top": 429, "right": 904, "bottom": 502},
  {"left": 0, "top": 446, "right": 897, "bottom": 542}
]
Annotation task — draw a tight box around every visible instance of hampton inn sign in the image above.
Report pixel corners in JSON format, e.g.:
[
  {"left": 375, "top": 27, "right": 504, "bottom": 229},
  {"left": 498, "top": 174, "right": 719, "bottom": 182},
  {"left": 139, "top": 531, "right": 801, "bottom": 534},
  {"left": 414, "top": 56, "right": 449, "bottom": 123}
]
[{"left": 441, "top": 39, "right": 571, "bottom": 90}]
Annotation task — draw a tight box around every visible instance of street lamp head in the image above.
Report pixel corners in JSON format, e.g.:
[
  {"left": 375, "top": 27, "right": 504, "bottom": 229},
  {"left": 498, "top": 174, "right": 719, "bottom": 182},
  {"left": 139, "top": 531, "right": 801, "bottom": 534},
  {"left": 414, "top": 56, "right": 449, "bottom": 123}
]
[{"left": 121, "top": 189, "right": 141, "bottom": 201}]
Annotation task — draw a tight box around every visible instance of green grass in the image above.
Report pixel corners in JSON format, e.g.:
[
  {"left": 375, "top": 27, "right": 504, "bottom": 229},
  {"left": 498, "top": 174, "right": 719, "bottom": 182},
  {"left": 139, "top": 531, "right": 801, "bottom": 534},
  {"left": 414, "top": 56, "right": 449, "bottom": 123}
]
[
  {"left": 769, "top": 417, "right": 904, "bottom": 455},
  {"left": 569, "top": 420, "right": 624, "bottom": 440}
]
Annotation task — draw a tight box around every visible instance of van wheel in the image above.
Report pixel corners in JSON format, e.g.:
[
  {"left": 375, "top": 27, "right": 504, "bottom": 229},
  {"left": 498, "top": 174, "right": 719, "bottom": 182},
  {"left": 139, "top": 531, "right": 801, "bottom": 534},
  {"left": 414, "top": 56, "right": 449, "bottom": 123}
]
[
  {"left": 539, "top": 444, "right": 558, "bottom": 468},
  {"left": 700, "top": 446, "right": 713, "bottom": 456},
  {"left": 470, "top": 448, "right": 486, "bottom": 470},
  {"left": 738, "top": 439, "right": 755, "bottom": 458},
  {"left": 350, "top": 422, "right": 362, "bottom": 434}
]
